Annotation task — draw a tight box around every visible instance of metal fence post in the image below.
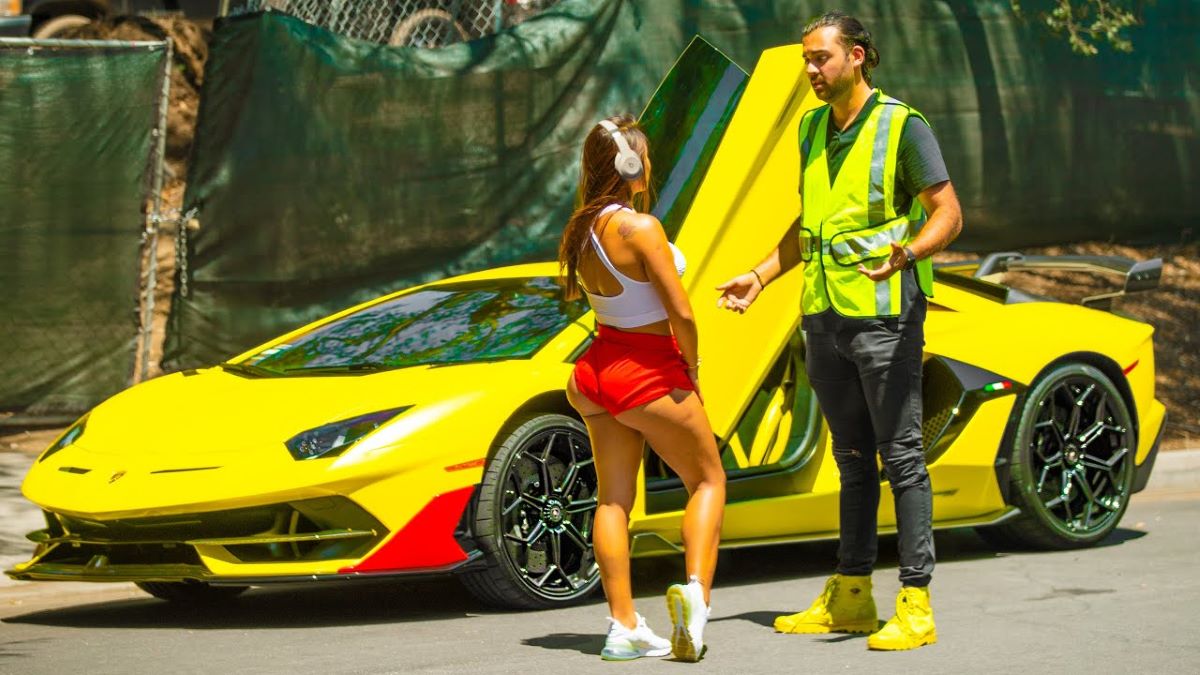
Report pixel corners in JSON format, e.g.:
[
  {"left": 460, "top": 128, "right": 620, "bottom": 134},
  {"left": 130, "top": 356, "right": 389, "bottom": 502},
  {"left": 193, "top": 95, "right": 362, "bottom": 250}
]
[{"left": 138, "top": 37, "right": 173, "bottom": 383}]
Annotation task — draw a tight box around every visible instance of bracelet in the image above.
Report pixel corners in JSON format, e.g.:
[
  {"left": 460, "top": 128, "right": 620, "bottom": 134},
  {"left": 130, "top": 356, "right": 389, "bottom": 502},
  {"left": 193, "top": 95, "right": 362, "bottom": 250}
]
[
  {"left": 684, "top": 357, "right": 702, "bottom": 369},
  {"left": 750, "top": 268, "right": 765, "bottom": 288}
]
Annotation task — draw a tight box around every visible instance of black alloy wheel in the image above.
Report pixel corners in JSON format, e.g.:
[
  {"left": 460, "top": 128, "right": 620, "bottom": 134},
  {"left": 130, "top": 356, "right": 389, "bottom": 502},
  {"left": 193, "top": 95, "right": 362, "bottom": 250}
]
[
  {"left": 980, "top": 363, "right": 1136, "bottom": 549},
  {"left": 460, "top": 414, "right": 601, "bottom": 608}
]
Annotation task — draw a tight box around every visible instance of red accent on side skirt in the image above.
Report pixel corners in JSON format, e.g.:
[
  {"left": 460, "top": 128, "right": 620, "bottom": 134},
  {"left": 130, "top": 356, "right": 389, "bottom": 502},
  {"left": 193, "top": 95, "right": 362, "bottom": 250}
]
[
  {"left": 1123, "top": 360, "right": 1139, "bottom": 375},
  {"left": 444, "top": 457, "right": 486, "bottom": 472},
  {"left": 339, "top": 486, "right": 474, "bottom": 574}
]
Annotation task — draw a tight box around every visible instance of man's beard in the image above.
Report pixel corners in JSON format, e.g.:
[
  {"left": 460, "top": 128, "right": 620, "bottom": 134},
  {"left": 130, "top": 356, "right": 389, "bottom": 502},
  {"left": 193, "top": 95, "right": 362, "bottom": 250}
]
[{"left": 813, "top": 70, "right": 853, "bottom": 102}]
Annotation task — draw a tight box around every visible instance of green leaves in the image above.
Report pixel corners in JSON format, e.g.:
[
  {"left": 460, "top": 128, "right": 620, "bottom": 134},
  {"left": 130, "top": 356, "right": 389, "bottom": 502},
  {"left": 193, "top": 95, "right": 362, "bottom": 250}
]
[{"left": 1012, "top": 0, "right": 1138, "bottom": 55}]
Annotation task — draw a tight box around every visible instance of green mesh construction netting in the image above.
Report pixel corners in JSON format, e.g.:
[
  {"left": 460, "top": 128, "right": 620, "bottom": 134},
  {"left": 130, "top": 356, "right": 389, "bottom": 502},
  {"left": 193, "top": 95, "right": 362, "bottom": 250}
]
[
  {"left": 167, "top": 0, "right": 1198, "bottom": 370},
  {"left": 168, "top": 1, "right": 698, "bottom": 369},
  {"left": 0, "top": 41, "right": 167, "bottom": 420}
]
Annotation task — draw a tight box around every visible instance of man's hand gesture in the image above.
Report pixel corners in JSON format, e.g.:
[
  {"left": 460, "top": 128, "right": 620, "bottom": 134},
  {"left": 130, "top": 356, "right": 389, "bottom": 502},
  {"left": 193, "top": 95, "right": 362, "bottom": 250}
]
[
  {"left": 716, "top": 272, "right": 763, "bottom": 314},
  {"left": 857, "top": 241, "right": 907, "bottom": 281}
]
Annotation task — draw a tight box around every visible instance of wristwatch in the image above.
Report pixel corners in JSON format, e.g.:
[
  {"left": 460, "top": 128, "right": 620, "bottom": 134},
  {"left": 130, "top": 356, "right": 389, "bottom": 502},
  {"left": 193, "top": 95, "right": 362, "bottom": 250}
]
[{"left": 902, "top": 246, "right": 917, "bottom": 271}]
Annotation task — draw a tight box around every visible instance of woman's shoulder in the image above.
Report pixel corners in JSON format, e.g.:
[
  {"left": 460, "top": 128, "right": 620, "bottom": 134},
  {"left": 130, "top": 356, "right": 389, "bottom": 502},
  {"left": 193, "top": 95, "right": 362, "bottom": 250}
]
[{"left": 612, "top": 211, "right": 665, "bottom": 242}]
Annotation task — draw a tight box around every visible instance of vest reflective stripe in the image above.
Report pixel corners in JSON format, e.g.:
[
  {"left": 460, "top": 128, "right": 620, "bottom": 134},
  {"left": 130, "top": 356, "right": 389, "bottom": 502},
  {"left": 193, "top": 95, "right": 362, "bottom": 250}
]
[
  {"left": 798, "top": 92, "right": 934, "bottom": 319},
  {"left": 828, "top": 216, "right": 914, "bottom": 264},
  {"left": 876, "top": 274, "right": 892, "bottom": 315},
  {"left": 868, "top": 103, "right": 900, "bottom": 225}
]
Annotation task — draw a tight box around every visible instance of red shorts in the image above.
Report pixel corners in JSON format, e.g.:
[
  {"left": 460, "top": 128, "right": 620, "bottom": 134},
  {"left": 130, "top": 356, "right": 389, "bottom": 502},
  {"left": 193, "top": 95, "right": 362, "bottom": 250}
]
[{"left": 573, "top": 324, "right": 695, "bottom": 416}]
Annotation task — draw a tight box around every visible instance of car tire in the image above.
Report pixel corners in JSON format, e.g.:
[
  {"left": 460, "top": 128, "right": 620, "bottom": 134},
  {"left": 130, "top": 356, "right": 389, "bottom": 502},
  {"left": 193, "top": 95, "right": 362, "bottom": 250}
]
[
  {"left": 978, "top": 362, "right": 1136, "bottom": 550},
  {"left": 135, "top": 581, "right": 249, "bottom": 603},
  {"left": 32, "top": 14, "right": 92, "bottom": 39},
  {"left": 459, "top": 413, "right": 601, "bottom": 609}
]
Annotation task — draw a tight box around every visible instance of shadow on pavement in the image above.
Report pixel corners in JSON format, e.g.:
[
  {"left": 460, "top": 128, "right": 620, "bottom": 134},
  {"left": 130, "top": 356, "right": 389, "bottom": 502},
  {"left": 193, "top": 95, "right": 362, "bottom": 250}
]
[
  {"left": 710, "top": 610, "right": 883, "bottom": 634},
  {"left": 3, "top": 525, "right": 1148, "bottom": 631},
  {"left": 520, "top": 632, "right": 604, "bottom": 655},
  {"left": 0, "top": 636, "right": 53, "bottom": 662},
  {"left": 629, "top": 525, "right": 1150, "bottom": 596},
  {"left": 976, "top": 526, "right": 1147, "bottom": 553},
  {"left": 4, "top": 578, "right": 496, "bottom": 629},
  {"left": 1101, "top": 528, "right": 1147, "bottom": 546},
  {"left": 814, "top": 632, "right": 873, "bottom": 643},
  {"left": 709, "top": 609, "right": 782, "bottom": 629}
]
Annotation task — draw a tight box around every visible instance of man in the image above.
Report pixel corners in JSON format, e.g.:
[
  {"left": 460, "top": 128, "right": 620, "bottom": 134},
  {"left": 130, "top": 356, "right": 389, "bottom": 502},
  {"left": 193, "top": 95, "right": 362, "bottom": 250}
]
[{"left": 716, "top": 11, "right": 963, "bottom": 651}]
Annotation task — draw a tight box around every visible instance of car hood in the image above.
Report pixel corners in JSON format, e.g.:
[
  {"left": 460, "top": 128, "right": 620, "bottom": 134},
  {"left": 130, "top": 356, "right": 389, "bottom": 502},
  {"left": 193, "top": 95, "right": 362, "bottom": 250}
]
[
  {"left": 22, "top": 359, "right": 564, "bottom": 518},
  {"left": 60, "top": 364, "right": 486, "bottom": 465}
]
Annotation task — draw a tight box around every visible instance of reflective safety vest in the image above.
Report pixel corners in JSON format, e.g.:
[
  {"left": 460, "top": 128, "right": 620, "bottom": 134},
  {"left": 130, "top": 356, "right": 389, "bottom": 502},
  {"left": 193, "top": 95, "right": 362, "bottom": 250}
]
[{"left": 798, "top": 92, "right": 934, "bottom": 319}]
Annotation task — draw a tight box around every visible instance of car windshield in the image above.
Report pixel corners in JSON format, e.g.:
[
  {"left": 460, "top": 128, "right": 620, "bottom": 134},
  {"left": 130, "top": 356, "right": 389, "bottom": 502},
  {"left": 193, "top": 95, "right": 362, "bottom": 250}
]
[{"left": 242, "top": 277, "right": 587, "bottom": 373}]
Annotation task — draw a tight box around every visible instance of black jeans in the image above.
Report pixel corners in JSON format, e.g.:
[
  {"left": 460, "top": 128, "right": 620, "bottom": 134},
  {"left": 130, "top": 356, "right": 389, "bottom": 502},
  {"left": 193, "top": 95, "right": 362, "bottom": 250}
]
[{"left": 805, "top": 319, "right": 934, "bottom": 587}]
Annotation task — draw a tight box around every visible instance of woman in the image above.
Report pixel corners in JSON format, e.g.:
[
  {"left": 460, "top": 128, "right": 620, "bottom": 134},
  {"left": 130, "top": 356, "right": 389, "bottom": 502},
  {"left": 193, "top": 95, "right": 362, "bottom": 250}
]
[{"left": 558, "top": 114, "right": 726, "bottom": 662}]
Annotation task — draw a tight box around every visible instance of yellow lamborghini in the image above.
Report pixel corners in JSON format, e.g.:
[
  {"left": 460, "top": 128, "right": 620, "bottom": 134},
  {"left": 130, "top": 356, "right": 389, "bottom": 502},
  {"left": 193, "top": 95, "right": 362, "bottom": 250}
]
[{"left": 8, "top": 38, "right": 1165, "bottom": 608}]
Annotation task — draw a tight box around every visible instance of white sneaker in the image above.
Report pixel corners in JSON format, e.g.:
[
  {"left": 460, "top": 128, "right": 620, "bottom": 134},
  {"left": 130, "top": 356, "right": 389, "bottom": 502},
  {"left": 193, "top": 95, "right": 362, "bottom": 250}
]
[
  {"left": 600, "top": 612, "right": 672, "bottom": 661},
  {"left": 667, "top": 576, "right": 709, "bottom": 661}
]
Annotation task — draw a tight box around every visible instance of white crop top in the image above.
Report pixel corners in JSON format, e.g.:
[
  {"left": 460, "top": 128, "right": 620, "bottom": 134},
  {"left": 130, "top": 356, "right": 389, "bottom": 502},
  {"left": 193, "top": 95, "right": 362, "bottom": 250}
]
[{"left": 582, "top": 204, "right": 687, "bottom": 329}]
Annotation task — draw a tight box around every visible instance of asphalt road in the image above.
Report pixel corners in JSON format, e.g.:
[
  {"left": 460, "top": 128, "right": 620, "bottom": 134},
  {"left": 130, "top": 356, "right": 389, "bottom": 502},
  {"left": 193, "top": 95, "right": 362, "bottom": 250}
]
[{"left": 2, "top": 482, "right": 1198, "bottom": 675}]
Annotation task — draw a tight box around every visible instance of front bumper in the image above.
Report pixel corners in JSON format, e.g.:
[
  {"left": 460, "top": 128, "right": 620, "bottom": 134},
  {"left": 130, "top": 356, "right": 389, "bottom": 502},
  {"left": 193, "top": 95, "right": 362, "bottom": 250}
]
[
  {"left": 5, "top": 487, "right": 480, "bottom": 584},
  {"left": 6, "top": 551, "right": 486, "bottom": 585}
]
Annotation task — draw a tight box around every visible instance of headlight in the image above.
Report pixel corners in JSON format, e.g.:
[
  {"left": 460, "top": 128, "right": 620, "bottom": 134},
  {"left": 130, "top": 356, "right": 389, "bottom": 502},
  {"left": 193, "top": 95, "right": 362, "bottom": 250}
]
[
  {"left": 39, "top": 415, "right": 88, "bottom": 463},
  {"left": 285, "top": 407, "right": 412, "bottom": 460}
]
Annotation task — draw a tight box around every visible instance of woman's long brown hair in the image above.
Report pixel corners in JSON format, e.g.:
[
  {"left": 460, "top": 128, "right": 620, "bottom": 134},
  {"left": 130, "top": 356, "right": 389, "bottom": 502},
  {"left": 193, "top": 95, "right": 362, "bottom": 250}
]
[{"left": 558, "top": 113, "right": 652, "bottom": 300}]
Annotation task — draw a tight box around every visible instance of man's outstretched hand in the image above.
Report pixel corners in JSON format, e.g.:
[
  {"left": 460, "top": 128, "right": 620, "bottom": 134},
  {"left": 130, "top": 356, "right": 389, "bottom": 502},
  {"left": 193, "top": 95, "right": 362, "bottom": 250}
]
[
  {"left": 716, "top": 272, "right": 763, "bottom": 314},
  {"left": 857, "top": 241, "right": 907, "bottom": 281}
]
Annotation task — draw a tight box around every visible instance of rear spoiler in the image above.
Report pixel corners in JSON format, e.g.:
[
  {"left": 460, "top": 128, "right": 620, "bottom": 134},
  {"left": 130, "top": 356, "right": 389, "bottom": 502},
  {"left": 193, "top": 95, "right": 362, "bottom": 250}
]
[{"left": 965, "top": 252, "right": 1163, "bottom": 309}]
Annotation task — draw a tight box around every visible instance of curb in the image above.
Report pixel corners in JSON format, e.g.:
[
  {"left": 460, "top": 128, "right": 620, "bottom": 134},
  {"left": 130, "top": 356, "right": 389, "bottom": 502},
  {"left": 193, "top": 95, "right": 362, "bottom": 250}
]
[{"left": 1143, "top": 448, "right": 1200, "bottom": 493}]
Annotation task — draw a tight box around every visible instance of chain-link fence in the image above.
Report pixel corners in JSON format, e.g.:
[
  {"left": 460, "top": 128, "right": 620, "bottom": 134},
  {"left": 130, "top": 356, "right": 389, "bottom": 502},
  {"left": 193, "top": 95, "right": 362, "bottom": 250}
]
[
  {"left": 0, "top": 38, "right": 171, "bottom": 424},
  {"left": 248, "top": 0, "right": 560, "bottom": 47}
]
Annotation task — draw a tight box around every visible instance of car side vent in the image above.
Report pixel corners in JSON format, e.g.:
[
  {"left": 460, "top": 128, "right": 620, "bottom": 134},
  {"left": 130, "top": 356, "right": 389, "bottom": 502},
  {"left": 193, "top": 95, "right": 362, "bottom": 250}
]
[
  {"left": 922, "top": 358, "right": 966, "bottom": 452},
  {"left": 58, "top": 466, "right": 91, "bottom": 474}
]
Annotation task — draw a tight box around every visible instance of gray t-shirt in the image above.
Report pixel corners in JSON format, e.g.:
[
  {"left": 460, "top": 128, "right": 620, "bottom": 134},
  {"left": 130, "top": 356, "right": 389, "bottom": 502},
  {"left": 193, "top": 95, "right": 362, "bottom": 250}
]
[{"left": 801, "top": 92, "right": 950, "bottom": 332}]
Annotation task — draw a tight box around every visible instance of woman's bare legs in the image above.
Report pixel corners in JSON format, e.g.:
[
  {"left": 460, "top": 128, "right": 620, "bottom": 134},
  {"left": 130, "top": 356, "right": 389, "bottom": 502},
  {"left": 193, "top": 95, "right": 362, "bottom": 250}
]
[
  {"left": 567, "top": 374, "right": 644, "bottom": 629},
  {"left": 568, "top": 375, "right": 726, "bottom": 614},
  {"left": 618, "top": 389, "right": 725, "bottom": 603}
]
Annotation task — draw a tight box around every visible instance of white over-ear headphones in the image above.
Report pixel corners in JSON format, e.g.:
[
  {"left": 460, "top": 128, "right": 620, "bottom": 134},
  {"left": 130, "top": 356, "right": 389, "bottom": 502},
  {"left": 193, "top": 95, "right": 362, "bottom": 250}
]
[{"left": 597, "top": 119, "right": 644, "bottom": 182}]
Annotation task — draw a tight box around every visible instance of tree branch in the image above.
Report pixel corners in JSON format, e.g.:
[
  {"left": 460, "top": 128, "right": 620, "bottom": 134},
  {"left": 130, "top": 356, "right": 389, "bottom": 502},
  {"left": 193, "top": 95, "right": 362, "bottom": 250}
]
[{"left": 1012, "top": 0, "right": 1138, "bottom": 55}]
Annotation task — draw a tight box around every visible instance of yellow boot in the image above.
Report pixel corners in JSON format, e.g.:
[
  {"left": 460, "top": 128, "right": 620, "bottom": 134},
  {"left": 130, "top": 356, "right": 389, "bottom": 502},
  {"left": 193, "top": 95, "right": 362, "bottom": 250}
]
[
  {"left": 774, "top": 574, "right": 877, "bottom": 634},
  {"left": 867, "top": 586, "right": 937, "bottom": 650}
]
